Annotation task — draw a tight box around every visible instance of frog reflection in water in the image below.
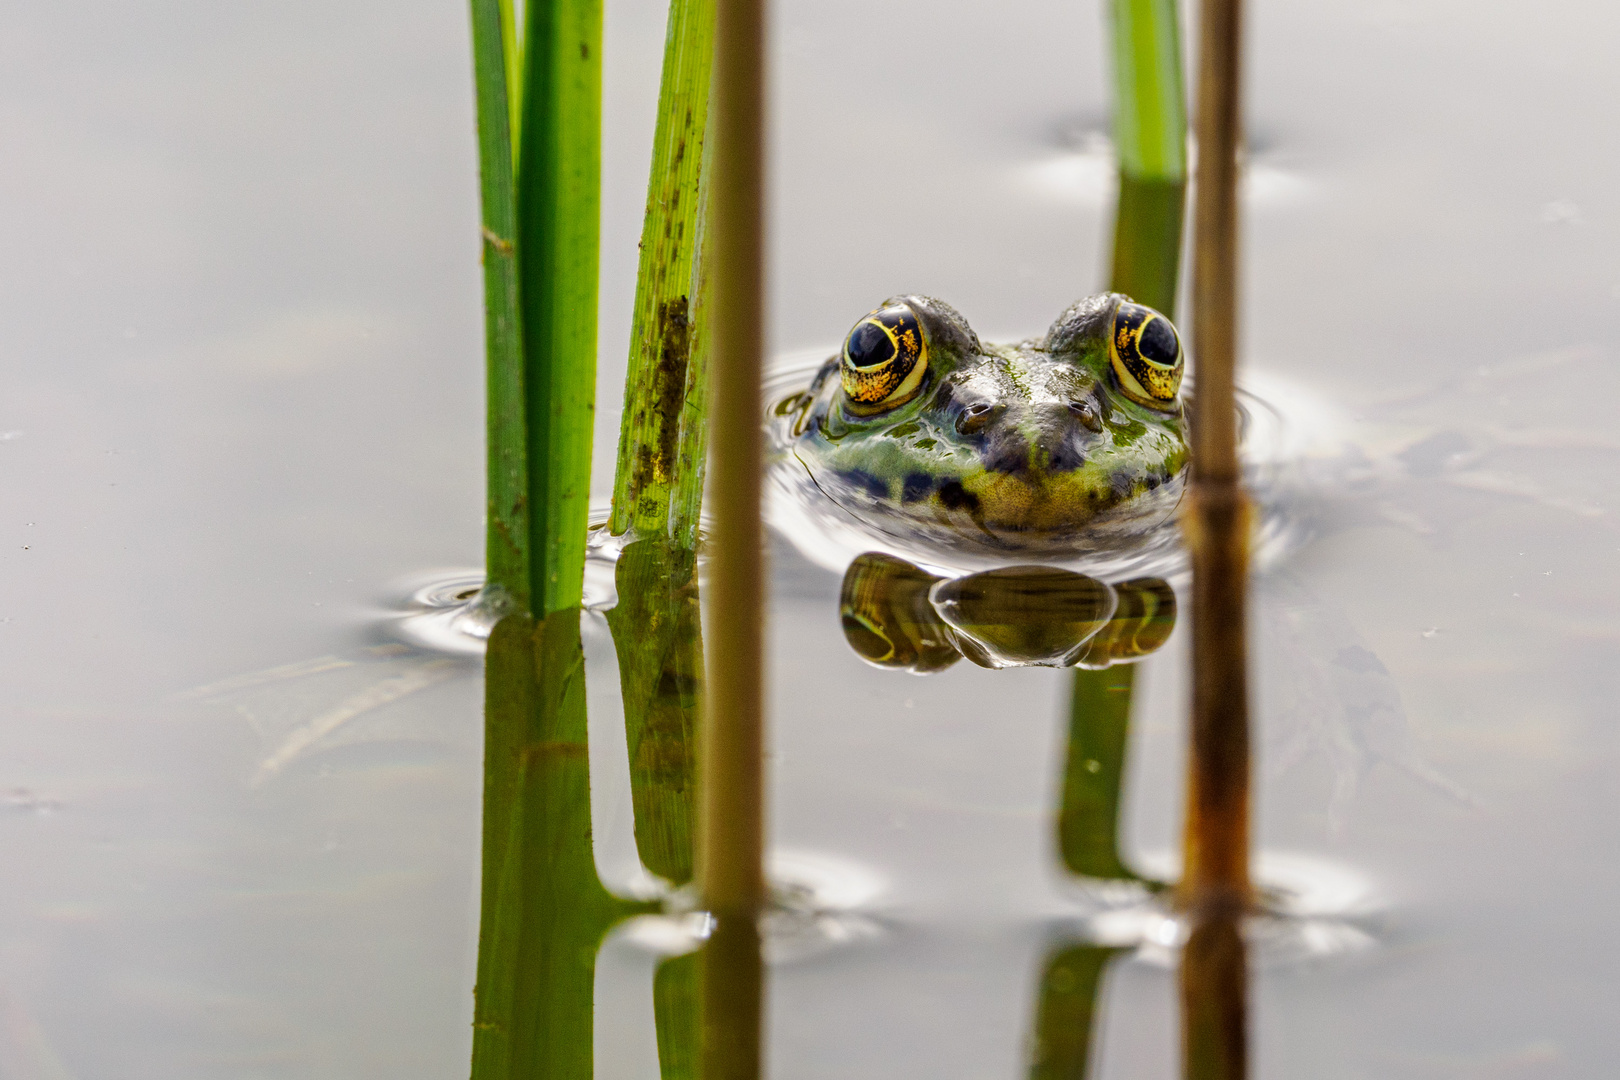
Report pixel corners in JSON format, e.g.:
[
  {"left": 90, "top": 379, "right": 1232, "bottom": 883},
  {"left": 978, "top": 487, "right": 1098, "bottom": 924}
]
[
  {"left": 839, "top": 552, "right": 1177, "bottom": 673},
  {"left": 776, "top": 292, "right": 1188, "bottom": 554}
]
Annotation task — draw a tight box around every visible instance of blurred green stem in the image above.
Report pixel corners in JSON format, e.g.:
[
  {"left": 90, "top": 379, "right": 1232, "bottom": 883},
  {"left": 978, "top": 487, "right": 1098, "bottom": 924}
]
[{"left": 1110, "top": 0, "right": 1187, "bottom": 182}]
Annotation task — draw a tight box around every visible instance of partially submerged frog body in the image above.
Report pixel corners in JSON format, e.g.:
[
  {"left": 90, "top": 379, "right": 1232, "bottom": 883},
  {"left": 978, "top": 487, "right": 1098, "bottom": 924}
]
[{"left": 776, "top": 293, "right": 1189, "bottom": 557}]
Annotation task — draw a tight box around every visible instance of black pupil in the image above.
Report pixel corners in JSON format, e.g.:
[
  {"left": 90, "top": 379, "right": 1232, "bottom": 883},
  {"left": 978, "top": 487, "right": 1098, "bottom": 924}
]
[
  {"left": 846, "top": 322, "right": 896, "bottom": 369},
  {"left": 1138, "top": 318, "right": 1178, "bottom": 365}
]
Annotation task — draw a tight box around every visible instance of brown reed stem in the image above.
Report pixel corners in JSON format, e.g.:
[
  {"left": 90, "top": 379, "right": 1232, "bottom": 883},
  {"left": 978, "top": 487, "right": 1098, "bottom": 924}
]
[
  {"left": 1182, "top": 0, "right": 1251, "bottom": 916},
  {"left": 697, "top": 0, "right": 767, "bottom": 921},
  {"left": 1180, "top": 0, "right": 1251, "bottom": 1072}
]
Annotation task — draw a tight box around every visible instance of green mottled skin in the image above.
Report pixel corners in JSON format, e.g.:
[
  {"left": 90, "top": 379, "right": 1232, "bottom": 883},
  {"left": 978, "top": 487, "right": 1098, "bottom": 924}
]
[{"left": 778, "top": 293, "right": 1188, "bottom": 555}]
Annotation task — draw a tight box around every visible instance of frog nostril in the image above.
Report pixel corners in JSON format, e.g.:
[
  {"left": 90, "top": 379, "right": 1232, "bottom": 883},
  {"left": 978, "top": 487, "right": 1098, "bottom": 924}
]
[
  {"left": 1067, "top": 399, "right": 1104, "bottom": 433},
  {"left": 957, "top": 402, "right": 997, "bottom": 435}
]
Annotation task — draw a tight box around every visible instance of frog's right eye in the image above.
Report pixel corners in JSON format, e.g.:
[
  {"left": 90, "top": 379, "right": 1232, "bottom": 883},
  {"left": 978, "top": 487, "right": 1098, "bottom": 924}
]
[
  {"left": 1108, "top": 301, "right": 1183, "bottom": 409},
  {"left": 841, "top": 304, "right": 929, "bottom": 413}
]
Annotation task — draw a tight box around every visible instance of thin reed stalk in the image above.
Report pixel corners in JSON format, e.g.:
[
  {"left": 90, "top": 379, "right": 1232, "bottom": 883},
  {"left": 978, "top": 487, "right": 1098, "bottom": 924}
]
[
  {"left": 697, "top": 0, "right": 768, "bottom": 921},
  {"left": 1181, "top": 0, "right": 1251, "bottom": 918},
  {"left": 1180, "top": 0, "right": 1251, "bottom": 1072},
  {"left": 696, "top": 0, "right": 769, "bottom": 1073}
]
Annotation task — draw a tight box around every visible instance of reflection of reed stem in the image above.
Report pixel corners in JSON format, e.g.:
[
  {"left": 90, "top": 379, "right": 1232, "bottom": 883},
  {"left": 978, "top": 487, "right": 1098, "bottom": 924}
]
[
  {"left": 701, "top": 915, "right": 765, "bottom": 1080},
  {"left": 1180, "top": 914, "right": 1247, "bottom": 1080},
  {"left": 697, "top": 0, "right": 768, "bottom": 1071},
  {"left": 698, "top": 0, "right": 768, "bottom": 922},
  {"left": 1181, "top": 0, "right": 1250, "bottom": 1072}
]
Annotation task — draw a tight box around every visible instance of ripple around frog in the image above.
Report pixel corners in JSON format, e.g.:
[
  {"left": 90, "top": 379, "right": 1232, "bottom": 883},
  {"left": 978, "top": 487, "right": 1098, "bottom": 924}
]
[{"left": 765, "top": 348, "right": 1340, "bottom": 583}]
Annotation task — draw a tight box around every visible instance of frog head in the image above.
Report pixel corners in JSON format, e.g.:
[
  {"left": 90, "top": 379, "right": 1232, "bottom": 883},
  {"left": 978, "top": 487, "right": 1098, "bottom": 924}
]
[{"left": 780, "top": 293, "right": 1189, "bottom": 555}]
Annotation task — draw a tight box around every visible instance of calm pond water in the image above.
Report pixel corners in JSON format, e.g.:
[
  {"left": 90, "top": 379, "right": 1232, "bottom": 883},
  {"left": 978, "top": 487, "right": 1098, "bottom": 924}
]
[{"left": 5, "top": 0, "right": 1620, "bottom": 1076}]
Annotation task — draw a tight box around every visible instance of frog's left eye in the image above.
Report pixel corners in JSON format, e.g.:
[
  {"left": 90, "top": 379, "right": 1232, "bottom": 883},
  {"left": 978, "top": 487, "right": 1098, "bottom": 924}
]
[
  {"left": 1108, "top": 302, "right": 1183, "bottom": 408},
  {"left": 840, "top": 304, "right": 929, "bottom": 413}
]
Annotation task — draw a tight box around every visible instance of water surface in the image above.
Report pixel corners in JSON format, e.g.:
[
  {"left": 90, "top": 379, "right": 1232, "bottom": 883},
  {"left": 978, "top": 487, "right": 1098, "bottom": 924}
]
[{"left": 3, "top": 0, "right": 1620, "bottom": 1076}]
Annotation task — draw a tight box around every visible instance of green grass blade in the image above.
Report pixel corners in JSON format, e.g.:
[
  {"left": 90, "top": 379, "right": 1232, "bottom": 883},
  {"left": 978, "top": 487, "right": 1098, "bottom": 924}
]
[
  {"left": 469, "top": 0, "right": 529, "bottom": 609},
  {"left": 1107, "top": 0, "right": 1187, "bottom": 317},
  {"left": 653, "top": 953, "right": 700, "bottom": 1080},
  {"left": 608, "top": 0, "right": 717, "bottom": 543},
  {"left": 1110, "top": 0, "right": 1187, "bottom": 181},
  {"left": 517, "top": 0, "right": 603, "bottom": 615},
  {"left": 500, "top": 0, "right": 523, "bottom": 155}
]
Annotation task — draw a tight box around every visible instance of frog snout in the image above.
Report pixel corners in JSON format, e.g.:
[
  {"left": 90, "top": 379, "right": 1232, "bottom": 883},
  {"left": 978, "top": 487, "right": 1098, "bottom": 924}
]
[{"left": 1032, "top": 401, "right": 1105, "bottom": 473}]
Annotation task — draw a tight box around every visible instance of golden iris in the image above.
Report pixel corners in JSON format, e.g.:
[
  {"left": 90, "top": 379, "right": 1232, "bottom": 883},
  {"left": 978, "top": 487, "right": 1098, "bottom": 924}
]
[
  {"left": 840, "top": 304, "right": 929, "bottom": 412},
  {"left": 1108, "top": 301, "right": 1183, "bottom": 408}
]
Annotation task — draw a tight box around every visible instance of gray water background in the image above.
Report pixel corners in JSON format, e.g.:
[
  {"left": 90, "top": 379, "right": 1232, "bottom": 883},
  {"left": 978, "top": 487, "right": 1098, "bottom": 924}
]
[{"left": 4, "top": 0, "right": 1620, "bottom": 1076}]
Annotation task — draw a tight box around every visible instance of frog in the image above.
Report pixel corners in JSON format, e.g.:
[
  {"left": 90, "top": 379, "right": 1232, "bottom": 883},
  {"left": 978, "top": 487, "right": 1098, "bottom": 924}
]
[{"left": 772, "top": 292, "right": 1189, "bottom": 558}]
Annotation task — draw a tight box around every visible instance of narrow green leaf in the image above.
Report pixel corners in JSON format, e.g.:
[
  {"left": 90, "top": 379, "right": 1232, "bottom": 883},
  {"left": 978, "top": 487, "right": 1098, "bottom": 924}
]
[
  {"left": 469, "top": 0, "right": 529, "bottom": 609},
  {"left": 609, "top": 0, "right": 717, "bottom": 545},
  {"left": 517, "top": 0, "right": 603, "bottom": 615},
  {"left": 1110, "top": 0, "right": 1187, "bottom": 181}
]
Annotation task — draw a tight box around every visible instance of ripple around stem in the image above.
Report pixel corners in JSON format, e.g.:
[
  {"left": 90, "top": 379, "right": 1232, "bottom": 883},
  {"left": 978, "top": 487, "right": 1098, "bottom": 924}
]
[
  {"left": 383, "top": 569, "right": 501, "bottom": 656},
  {"left": 615, "top": 849, "right": 889, "bottom": 965},
  {"left": 1058, "top": 851, "right": 1385, "bottom": 967}
]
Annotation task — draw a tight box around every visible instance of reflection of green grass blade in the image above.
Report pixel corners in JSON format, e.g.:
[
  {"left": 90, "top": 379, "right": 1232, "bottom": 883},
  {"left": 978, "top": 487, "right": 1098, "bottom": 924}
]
[
  {"left": 470, "top": 613, "right": 653, "bottom": 1080},
  {"left": 1028, "top": 945, "right": 1126, "bottom": 1080},
  {"left": 517, "top": 0, "right": 603, "bottom": 616},
  {"left": 605, "top": 537, "right": 702, "bottom": 885},
  {"left": 609, "top": 0, "right": 717, "bottom": 547},
  {"left": 653, "top": 953, "right": 700, "bottom": 1080},
  {"left": 1110, "top": 0, "right": 1186, "bottom": 182},
  {"left": 468, "top": 0, "right": 528, "bottom": 607},
  {"left": 1059, "top": 665, "right": 1149, "bottom": 883}
]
